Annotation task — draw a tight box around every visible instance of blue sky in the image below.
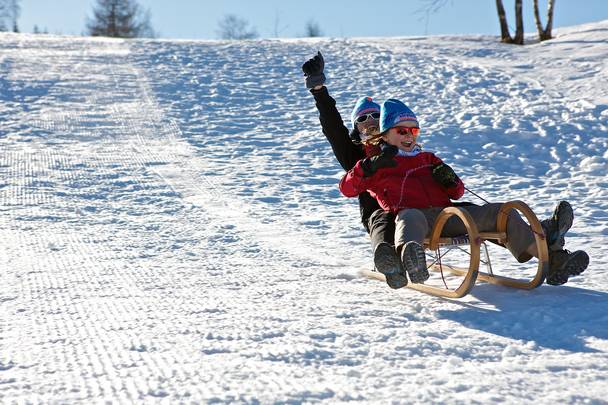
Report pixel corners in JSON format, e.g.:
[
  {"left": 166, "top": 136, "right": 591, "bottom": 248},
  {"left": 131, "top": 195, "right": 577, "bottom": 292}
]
[{"left": 19, "top": 0, "right": 608, "bottom": 39}]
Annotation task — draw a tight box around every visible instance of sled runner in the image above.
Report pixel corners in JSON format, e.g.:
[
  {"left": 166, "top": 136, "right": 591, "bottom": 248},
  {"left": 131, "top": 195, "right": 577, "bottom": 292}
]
[{"left": 362, "top": 201, "right": 550, "bottom": 298}]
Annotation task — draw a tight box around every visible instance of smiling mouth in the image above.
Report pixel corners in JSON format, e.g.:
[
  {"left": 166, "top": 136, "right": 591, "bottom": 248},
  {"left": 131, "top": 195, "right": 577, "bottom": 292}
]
[{"left": 402, "top": 141, "right": 413, "bottom": 148}]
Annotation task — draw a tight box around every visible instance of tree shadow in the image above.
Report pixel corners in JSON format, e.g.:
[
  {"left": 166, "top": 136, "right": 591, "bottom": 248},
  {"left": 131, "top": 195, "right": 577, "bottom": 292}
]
[{"left": 435, "top": 282, "right": 608, "bottom": 352}]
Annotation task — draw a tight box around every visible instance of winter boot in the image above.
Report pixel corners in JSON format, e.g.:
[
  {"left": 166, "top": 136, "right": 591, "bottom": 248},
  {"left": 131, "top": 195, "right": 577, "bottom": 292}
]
[
  {"left": 541, "top": 201, "right": 573, "bottom": 251},
  {"left": 400, "top": 241, "right": 429, "bottom": 284},
  {"left": 546, "top": 249, "right": 589, "bottom": 286},
  {"left": 374, "top": 242, "right": 408, "bottom": 289}
]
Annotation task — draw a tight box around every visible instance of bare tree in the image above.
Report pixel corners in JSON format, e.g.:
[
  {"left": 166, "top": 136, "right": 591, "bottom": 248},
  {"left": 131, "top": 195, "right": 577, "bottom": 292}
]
[
  {"left": 417, "top": 0, "right": 450, "bottom": 14},
  {"left": 33, "top": 25, "right": 48, "bottom": 34},
  {"left": 0, "top": 1, "right": 9, "bottom": 31},
  {"left": 0, "top": 0, "right": 19, "bottom": 32},
  {"left": 533, "top": 0, "right": 556, "bottom": 41},
  {"left": 496, "top": 0, "right": 524, "bottom": 45},
  {"left": 416, "top": 0, "right": 449, "bottom": 35},
  {"left": 273, "top": 9, "right": 288, "bottom": 38},
  {"left": 10, "top": 0, "right": 18, "bottom": 32},
  {"left": 216, "top": 14, "right": 258, "bottom": 40},
  {"left": 304, "top": 19, "right": 322, "bottom": 37},
  {"left": 86, "top": 0, "right": 156, "bottom": 38},
  {"left": 495, "top": 0, "right": 511, "bottom": 42},
  {"left": 513, "top": 0, "right": 524, "bottom": 44},
  {"left": 420, "top": 0, "right": 554, "bottom": 46}
]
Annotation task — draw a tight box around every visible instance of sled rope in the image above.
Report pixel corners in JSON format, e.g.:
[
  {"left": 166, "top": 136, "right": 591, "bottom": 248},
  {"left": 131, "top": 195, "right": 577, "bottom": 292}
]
[
  {"left": 435, "top": 247, "right": 450, "bottom": 290},
  {"left": 465, "top": 186, "right": 545, "bottom": 239},
  {"left": 464, "top": 186, "right": 490, "bottom": 204}
]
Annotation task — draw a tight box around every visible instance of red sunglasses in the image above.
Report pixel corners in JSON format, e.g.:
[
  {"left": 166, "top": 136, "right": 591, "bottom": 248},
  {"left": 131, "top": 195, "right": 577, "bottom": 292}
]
[{"left": 395, "top": 127, "right": 420, "bottom": 136}]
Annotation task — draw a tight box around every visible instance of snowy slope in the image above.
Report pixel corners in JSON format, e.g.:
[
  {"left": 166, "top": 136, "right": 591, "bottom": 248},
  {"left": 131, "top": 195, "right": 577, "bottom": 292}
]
[{"left": 1, "top": 20, "right": 607, "bottom": 404}]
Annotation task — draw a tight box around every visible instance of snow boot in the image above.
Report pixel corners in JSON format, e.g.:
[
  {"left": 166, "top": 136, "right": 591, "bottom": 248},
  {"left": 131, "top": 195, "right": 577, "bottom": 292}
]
[
  {"left": 374, "top": 242, "right": 408, "bottom": 289},
  {"left": 541, "top": 201, "right": 573, "bottom": 251},
  {"left": 400, "top": 241, "right": 429, "bottom": 284},
  {"left": 546, "top": 249, "right": 589, "bottom": 286}
]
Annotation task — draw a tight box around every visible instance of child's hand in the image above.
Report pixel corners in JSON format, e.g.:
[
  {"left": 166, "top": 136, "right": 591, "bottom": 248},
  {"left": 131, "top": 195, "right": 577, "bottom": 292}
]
[
  {"left": 361, "top": 145, "right": 398, "bottom": 177},
  {"left": 302, "top": 51, "right": 326, "bottom": 89},
  {"left": 432, "top": 163, "right": 458, "bottom": 187}
]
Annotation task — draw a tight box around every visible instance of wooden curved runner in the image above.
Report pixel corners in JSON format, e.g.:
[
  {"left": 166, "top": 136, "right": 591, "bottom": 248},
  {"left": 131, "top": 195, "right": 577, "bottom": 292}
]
[{"left": 362, "top": 201, "right": 550, "bottom": 298}]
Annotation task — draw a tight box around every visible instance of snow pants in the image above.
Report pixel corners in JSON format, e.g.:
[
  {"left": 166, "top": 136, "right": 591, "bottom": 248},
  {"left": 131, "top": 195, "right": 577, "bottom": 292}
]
[
  {"left": 368, "top": 209, "right": 396, "bottom": 252},
  {"left": 394, "top": 203, "right": 536, "bottom": 262}
]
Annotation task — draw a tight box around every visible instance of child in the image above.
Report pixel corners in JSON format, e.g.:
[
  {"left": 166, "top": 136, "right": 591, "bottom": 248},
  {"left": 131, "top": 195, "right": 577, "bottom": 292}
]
[
  {"left": 302, "top": 51, "right": 400, "bottom": 283},
  {"left": 339, "top": 99, "right": 589, "bottom": 289}
]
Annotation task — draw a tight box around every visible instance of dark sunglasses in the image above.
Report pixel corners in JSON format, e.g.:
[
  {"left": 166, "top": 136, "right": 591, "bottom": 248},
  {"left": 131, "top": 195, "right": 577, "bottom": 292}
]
[
  {"left": 395, "top": 127, "right": 420, "bottom": 136},
  {"left": 355, "top": 112, "right": 380, "bottom": 123}
]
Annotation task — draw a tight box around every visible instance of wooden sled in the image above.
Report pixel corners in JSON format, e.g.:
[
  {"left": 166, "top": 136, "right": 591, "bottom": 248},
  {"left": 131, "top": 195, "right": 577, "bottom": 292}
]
[{"left": 362, "top": 201, "right": 550, "bottom": 298}]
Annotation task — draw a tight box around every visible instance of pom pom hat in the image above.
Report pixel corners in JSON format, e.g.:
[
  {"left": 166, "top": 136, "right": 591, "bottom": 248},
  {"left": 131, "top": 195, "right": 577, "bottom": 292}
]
[
  {"left": 379, "top": 99, "right": 419, "bottom": 133},
  {"left": 351, "top": 96, "right": 380, "bottom": 128}
]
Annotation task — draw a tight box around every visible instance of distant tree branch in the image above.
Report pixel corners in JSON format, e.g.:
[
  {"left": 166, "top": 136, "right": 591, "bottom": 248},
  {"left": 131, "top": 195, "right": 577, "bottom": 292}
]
[
  {"left": 414, "top": 0, "right": 451, "bottom": 35},
  {"left": 417, "top": 0, "right": 450, "bottom": 15},
  {"left": 273, "top": 9, "right": 289, "bottom": 38},
  {"left": 216, "top": 14, "right": 258, "bottom": 40}
]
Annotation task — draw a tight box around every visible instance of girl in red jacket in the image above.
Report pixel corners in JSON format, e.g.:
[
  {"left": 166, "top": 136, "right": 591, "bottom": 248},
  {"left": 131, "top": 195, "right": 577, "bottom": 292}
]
[{"left": 340, "top": 99, "right": 588, "bottom": 289}]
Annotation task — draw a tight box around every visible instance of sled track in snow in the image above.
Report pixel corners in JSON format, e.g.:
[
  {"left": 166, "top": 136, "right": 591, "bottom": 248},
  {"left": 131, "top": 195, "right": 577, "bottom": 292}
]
[{"left": 1, "top": 36, "right": 358, "bottom": 402}]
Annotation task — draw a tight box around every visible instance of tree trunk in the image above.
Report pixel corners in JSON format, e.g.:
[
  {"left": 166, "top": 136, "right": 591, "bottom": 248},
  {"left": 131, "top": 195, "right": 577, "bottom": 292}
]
[
  {"left": 495, "top": 0, "right": 513, "bottom": 43},
  {"left": 109, "top": 2, "right": 117, "bottom": 37},
  {"left": 513, "top": 0, "right": 524, "bottom": 44},
  {"left": 534, "top": 0, "right": 556, "bottom": 41}
]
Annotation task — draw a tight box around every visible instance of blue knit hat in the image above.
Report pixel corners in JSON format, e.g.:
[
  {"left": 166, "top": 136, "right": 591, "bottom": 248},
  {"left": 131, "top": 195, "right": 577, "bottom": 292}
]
[
  {"left": 351, "top": 96, "right": 380, "bottom": 128},
  {"left": 380, "top": 99, "right": 419, "bottom": 133}
]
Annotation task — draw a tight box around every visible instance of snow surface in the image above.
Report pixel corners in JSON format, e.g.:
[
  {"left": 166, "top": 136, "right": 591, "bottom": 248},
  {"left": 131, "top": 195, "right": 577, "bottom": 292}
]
[{"left": 1, "top": 20, "right": 608, "bottom": 404}]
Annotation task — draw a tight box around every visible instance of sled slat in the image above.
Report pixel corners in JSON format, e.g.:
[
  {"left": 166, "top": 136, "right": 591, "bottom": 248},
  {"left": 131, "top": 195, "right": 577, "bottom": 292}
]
[
  {"left": 424, "top": 232, "right": 506, "bottom": 247},
  {"left": 479, "top": 232, "right": 507, "bottom": 241},
  {"left": 359, "top": 269, "right": 472, "bottom": 298},
  {"left": 429, "top": 264, "right": 540, "bottom": 289}
]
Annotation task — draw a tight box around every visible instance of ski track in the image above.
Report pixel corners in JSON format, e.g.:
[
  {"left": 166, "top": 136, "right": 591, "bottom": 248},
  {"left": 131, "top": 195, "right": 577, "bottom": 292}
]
[{"left": 1, "top": 24, "right": 608, "bottom": 404}]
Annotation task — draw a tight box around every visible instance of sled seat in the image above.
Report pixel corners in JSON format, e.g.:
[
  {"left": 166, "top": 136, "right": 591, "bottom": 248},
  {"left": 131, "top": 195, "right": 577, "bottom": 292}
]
[
  {"left": 429, "top": 232, "right": 506, "bottom": 247},
  {"left": 364, "top": 200, "right": 550, "bottom": 299},
  {"left": 424, "top": 234, "right": 496, "bottom": 277}
]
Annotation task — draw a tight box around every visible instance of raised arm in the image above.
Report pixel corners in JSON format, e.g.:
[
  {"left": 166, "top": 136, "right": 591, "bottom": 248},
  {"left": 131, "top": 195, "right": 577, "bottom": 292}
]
[{"left": 302, "top": 52, "right": 365, "bottom": 171}]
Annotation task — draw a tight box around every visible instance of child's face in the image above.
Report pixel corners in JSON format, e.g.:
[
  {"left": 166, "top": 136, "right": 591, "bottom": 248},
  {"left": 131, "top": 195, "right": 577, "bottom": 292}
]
[
  {"left": 383, "top": 124, "right": 420, "bottom": 152},
  {"left": 356, "top": 115, "right": 380, "bottom": 137}
]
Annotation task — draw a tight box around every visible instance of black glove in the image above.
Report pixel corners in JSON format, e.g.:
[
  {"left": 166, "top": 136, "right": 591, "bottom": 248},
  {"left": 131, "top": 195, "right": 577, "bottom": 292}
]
[
  {"left": 361, "top": 145, "right": 398, "bottom": 177},
  {"left": 432, "top": 163, "right": 458, "bottom": 188},
  {"left": 302, "top": 51, "right": 326, "bottom": 89}
]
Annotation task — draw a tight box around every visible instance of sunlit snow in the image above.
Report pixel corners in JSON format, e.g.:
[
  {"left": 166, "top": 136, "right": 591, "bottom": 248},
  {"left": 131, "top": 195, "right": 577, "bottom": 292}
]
[{"left": 1, "top": 20, "right": 607, "bottom": 403}]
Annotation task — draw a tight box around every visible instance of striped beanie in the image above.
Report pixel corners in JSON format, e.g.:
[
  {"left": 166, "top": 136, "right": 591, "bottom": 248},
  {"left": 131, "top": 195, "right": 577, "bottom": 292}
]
[
  {"left": 351, "top": 96, "right": 380, "bottom": 128},
  {"left": 379, "top": 99, "right": 419, "bottom": 133}
]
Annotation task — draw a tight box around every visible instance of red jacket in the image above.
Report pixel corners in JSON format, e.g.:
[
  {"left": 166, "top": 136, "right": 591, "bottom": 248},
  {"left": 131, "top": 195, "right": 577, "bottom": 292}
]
[{"left": 339, "top": 151, "right": 464, "bottom": 213}]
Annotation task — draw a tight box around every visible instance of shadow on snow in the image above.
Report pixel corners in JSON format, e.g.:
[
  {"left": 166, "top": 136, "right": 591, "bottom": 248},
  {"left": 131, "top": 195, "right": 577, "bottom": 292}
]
[{"left": 435, "top": 282, "right": 608, "bottom": 353}]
